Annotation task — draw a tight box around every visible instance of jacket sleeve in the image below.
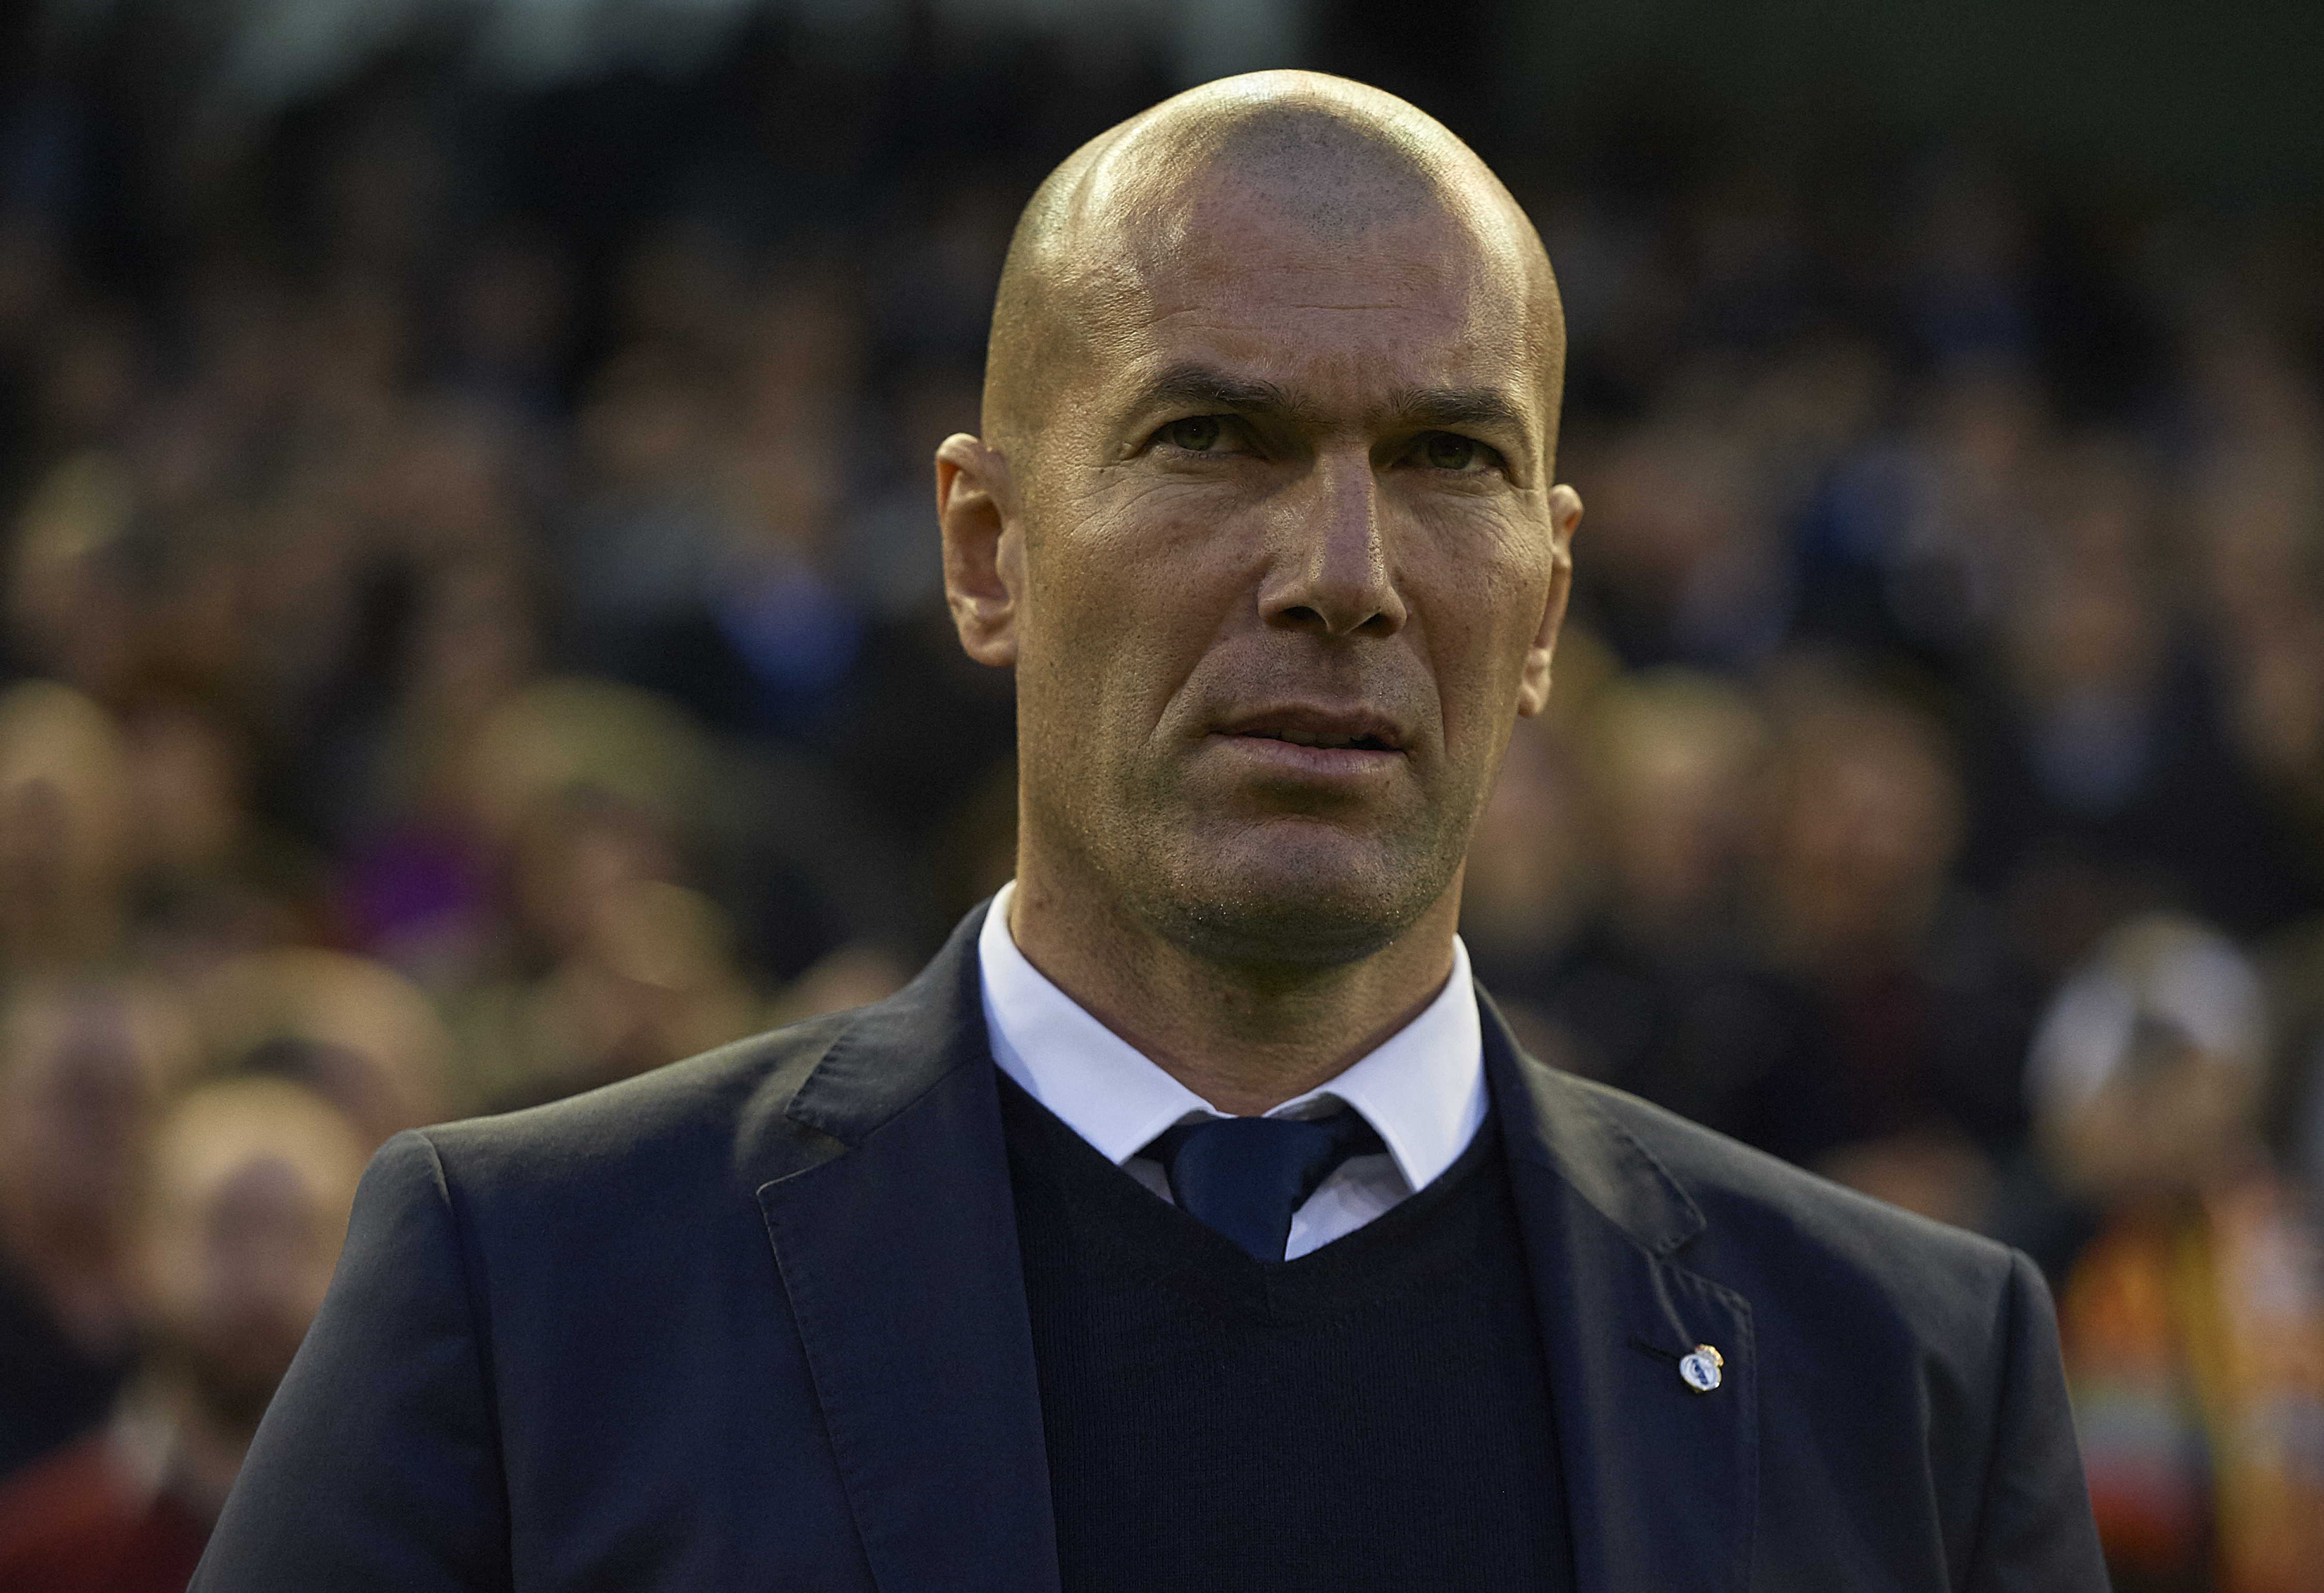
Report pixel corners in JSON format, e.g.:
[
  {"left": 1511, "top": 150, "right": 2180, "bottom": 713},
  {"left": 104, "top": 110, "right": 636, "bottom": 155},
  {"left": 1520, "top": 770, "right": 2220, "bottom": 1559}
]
[
  {"left": 1966, "top": 1248, "right": 2108, "bottom": 1592},
  {"left": 192, "top": 1130, "right": 514, "bottom": 1592}
]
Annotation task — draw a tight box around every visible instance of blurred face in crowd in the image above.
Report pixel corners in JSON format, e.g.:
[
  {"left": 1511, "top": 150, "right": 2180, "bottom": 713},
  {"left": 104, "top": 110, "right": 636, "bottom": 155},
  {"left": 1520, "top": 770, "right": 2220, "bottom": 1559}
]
[
  {"left": 2032, "top": 919, "right": 2269, "bottom": 1205},
  {"left": 1765, "top": 696, "right": 1964, "bottom": 961},
  {"left": 137, "top": 1082, "right": 365, "bottom": 1427},
  {"left": 0, "top": 981, "right": 186, "bottom": 1239},
  {"left": 200, "top": 949, "right": 453, "bottom": 1152},
  {"left": 1592, "top": 673, "right": 1764, "bottom": 941},
  {"left": 945, "top": 75, "right": 1580, "bottom": 968},
  {"left": 0, "top": 682, "right": 133, "bottom": 961},
  {"left": 2045, "top": 1021, "right": 2260, "bottom": 1203},
  {"left": 1459, "top": 719, "right": 1597, "bottom": 954}
]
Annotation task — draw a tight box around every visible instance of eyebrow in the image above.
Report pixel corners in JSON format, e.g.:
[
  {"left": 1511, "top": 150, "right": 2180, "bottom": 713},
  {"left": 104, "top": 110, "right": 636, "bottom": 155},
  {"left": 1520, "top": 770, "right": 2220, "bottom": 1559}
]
[
  {"left": 1130, "top": 364, "right": 1328, "bottom": 429},
  {"left": 1381, "top": 385, "right": 1534, "bottom": 447},
  {"left": 1126, "top": 362, "right": 1537, "bottom": 456},
  {"left": 1376, "top": 388, "right": 1543, "bottom": 462}
]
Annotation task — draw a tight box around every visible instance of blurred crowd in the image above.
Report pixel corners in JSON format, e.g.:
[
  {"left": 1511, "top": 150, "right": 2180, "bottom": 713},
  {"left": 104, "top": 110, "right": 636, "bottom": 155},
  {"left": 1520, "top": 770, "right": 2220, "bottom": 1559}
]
[{"left": 1, "top": 10, "right": 2322, "bottom": 1591}]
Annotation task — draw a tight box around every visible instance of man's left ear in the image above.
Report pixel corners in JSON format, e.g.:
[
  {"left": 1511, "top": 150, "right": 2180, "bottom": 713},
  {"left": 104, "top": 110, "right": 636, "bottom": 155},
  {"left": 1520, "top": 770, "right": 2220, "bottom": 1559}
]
[
  {"left": 937, "top": 434, "right": 1024, "bottom": 668},
  {"left": 1516, "top": 484, "right": 1582, "bottom": 718}
]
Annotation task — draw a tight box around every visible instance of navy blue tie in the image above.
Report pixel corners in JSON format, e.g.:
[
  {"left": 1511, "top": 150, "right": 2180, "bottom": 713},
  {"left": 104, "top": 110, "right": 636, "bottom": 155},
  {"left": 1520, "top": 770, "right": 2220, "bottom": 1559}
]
[{"left": 1144, "top": 1109, "right": 1386, "bottom": 1260}]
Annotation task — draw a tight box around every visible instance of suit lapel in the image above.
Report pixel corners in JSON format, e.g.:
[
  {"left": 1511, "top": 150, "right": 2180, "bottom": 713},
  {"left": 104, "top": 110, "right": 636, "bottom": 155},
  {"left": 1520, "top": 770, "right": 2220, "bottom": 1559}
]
[
  {"left": 1485, "top": 996, "right": 1760, "bottom": 1593},
  {"left": 755, "top": 908, "right": 1060, "bottom": 1593}
]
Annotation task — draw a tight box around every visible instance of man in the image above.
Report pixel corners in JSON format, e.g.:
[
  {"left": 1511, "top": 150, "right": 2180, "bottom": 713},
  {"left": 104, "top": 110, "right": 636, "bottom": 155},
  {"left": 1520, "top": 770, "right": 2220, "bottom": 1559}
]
[
  {"left": 195, "top": 72, "right": 2106, "bottom": 1590},
  {"left": 0, "top": 1078, "right": 365, "bottom": 1591},
  {"left": 0, "top": 975, "right": 189, "bottom": 1485}
]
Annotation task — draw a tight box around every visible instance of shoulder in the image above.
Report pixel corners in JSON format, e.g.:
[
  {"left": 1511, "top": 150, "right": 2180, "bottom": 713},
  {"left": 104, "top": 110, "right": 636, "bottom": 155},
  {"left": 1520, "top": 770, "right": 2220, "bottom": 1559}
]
[
  {"left": 385, "top": 1008, "right": 859, "bottom": 1212},
  {"left": 1535, "top": 1075, "right": 2103, "bottom": 1584},
  {"left": 397, "top": 909, "right": 992, "bottom": 1208},
  {"left": 1549, "top": 1070, "right": 2032, "bottom": 1337}
]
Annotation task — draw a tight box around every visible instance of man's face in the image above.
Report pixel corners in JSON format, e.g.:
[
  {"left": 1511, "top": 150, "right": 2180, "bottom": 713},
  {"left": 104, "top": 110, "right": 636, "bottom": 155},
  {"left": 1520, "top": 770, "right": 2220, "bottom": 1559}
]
[
  {"left": 143, "top": 1154, "right": 344, "bottom": 1425},
  {"left": 139, "top": 1110, "right": 360, "bottom": 1430},
  {"left": 997, "top": 181, "right": 1573, "bottom": 965}
]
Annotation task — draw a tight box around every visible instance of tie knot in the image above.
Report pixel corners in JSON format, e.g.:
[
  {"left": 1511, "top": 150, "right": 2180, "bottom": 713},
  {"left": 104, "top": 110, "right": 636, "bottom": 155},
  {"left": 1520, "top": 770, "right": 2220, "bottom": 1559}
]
[{"left": 1144, "top": 1108, "right": 1386, "bottom": 1261}]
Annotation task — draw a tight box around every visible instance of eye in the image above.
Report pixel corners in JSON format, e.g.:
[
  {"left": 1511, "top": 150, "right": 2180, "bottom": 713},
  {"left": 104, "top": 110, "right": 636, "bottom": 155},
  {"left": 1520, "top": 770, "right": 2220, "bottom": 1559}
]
[
  {"left": 1160, "top": 415, "right": 1227, "bottom": 452},
  {"left": 1419, "top": 432, "right": 1496, "bottom": 472}
]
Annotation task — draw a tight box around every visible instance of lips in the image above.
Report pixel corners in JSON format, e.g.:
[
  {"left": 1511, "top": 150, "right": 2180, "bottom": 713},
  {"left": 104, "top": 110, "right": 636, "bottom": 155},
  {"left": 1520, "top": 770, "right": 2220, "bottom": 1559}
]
[
  {"left": 1214, "top": 707, "right": 1407, "bottom": 756},
  {"left": 1236, "top": 727, "right": 1396, "bottom": 752}
]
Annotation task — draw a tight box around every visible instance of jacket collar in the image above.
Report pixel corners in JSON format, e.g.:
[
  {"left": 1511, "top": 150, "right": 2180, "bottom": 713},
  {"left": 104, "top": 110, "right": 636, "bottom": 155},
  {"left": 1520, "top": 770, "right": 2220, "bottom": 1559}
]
[
  {"left": 1490, "top": 992, "right": 1706, "bottom": 1256},
  {"left": 779, "top": 907, "right": 993, "bottom": 1149}
]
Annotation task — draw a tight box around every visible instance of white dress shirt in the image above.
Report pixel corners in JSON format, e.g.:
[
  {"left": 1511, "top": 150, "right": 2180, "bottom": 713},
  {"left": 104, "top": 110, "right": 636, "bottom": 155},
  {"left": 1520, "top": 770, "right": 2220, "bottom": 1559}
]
[{"left": 977, "top": 881, "right": 1488, "bottom": 1260}]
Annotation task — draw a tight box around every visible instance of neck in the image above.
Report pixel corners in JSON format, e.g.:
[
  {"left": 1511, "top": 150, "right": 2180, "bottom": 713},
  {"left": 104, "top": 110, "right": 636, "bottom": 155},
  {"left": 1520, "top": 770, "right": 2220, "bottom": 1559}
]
[{"left": 1007, "top": 870, "right": 1460, "bottom": 1116}]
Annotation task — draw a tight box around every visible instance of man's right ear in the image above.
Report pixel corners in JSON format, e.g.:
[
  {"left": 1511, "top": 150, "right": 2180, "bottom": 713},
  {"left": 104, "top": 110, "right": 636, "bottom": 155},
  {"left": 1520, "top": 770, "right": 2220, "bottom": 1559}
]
[{"left": 936, "top": 433, "right": 1022, "bottom": 668}]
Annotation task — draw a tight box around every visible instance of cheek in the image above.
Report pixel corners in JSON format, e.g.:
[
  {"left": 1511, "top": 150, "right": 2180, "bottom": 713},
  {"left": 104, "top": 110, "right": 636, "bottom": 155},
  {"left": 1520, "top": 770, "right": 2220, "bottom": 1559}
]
[
  {"left": 1020, "top": 486, "right": 1242, "bottom": 716},
  {"left": 1411, "top": 522, "right": 1556, "bottom": 727}
]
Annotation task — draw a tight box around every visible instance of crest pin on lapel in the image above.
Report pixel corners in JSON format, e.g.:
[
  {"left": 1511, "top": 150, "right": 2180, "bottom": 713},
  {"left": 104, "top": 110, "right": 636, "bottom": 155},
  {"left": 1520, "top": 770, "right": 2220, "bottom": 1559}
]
[{"left": 1678, "top": 1344, "right": 1724, "bottom": 1394}]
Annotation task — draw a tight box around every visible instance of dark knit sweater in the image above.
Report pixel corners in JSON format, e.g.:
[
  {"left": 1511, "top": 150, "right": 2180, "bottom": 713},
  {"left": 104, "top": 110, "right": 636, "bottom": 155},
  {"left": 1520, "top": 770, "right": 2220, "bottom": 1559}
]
[{"left": 999, "top": 1072, "right": 1575, "bottom": 1593}]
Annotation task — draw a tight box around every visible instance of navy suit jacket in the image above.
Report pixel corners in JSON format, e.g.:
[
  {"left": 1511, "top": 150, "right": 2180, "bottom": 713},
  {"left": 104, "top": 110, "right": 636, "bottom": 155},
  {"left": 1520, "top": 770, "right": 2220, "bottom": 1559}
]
[{"left": 194, "top": 904, "right": 2106, "bottom": 1590}]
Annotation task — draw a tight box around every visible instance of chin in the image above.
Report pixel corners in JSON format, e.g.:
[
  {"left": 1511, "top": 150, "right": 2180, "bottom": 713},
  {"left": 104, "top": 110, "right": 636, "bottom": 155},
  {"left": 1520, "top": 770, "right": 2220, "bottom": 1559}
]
[{"left": 1140, "top": 830, "right": 1452, "bottom": 968}]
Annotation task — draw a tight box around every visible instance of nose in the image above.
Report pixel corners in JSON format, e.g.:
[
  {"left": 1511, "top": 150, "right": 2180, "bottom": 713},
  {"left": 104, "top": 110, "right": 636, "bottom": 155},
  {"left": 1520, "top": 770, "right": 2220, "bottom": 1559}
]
[{"left": 1257, "top": 449, "right": 1408, "bottom": 638}]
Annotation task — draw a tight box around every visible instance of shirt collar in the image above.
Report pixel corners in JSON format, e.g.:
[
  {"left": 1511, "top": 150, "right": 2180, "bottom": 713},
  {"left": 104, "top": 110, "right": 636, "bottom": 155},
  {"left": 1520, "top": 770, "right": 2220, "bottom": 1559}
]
[{"left": 977, "top": 882, "right": 1486, "bottom": 1196}]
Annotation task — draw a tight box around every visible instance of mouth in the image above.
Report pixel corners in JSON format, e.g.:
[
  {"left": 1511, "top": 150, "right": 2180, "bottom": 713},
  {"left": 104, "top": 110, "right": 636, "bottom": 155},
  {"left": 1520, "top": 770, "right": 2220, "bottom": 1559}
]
[
  {"left": 1211, "top": 709, "right": 1409, "bottom": 779},
  {"left": 1233, "top": 725, "right": 1400, "bottom": 753}
]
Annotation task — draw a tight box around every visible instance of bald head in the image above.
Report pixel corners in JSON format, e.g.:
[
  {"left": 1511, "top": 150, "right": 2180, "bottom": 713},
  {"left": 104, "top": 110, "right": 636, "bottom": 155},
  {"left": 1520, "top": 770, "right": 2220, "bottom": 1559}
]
[{"left": 984, "top": 71, "right": 1563, "bottom": 476}]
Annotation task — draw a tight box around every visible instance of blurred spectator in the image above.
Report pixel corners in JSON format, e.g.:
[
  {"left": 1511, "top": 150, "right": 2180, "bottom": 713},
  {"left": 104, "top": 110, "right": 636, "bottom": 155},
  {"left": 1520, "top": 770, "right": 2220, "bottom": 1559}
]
[
  {"left": 1959, "top": 434, "right": 2324, "bottom": 956},
  {"left": 2197, "top": 432, "right": 2324, "bottom": 891},
  {"left": 1796, "top": 358, "right": 2046, "bottom": 669},
  {"left": 1456, "top": 712, "right": 1601, "bottom": 1064},
  {"left": 556, "top": 342, "right": 724, "bottom": 672},
  {"left": 0, "top": 974, "right": 192, "bottom": 1481},
  {"left": 441, "top": 230, "right": 575, "bottom": 425},
  {"left": 331, "top": 673, "right": 787, "bottom": 1108},
  {"left": 763, "top": 940, "right": 913, "bottom": 1030},
  {"left": 1587, "top": 667, "right": 1766, "bottom": 956},
  {"left": 1902, "top": 163, "right": 2034, "bottom": 367},
  {"left": 1750, "top": 668, "right": 2035, "bottom": 1224},
  {"left": 338, "top": 674, "right": 713, "bottom": 990},
  {"left": 580, "top": 269, "right": 873, "bottom": 746},
  {"left": 451, "top": 826, "right": 764, "bottom": 1108},
  {"left": 116, "top": 689, "right": 326, "bottom": 984},
  {"left": 2267, "top": 919, "right": 2324, "bottom": 1198},
  {"left": 1574, "top": 408, "right": 1794, "bottom": 670},
  {"left": 0, "top": 1077, "right": 365, "bottom": 1591},
  {"left": 1494, "top": 667, "right": 1825, "bottom": 1142},
  {"left": 193, "top": 950, "right": 452, "bottom": 1150},
  {"left": 838, "top": 356, "right": 981, "bottom": 621},
  {"left": 2036, "top": 914, "right": 2324, "bottom": 1593},
  {"left": 6, "top": 455, "right": 140, "bottom": 700},
  {"left": 0, "top": 682, "right": 132, "bottom": 973}
]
